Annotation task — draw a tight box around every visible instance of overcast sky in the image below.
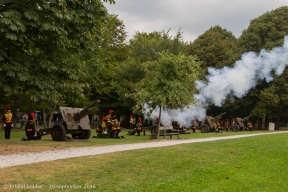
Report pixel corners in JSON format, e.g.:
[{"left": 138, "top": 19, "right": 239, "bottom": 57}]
[{"left": 105, "top": 0, "right": 288, "bottom": 43}]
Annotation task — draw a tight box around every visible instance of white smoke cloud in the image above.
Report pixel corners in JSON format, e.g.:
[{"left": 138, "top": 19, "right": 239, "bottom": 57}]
[
  {"left": 143, "top": 105, "right": 206, "bottom": 127},
  {"left": 195, "top": 35, "right": 288, "bottom": 106},
  {"left": 142, "top": 36, "right": 288, "bottom": 126}
]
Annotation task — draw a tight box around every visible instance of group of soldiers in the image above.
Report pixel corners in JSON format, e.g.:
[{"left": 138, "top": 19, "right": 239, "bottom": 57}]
[
  {"left": 95, "top": 111, "right": 254, "bottom": 138},
  {"left": 215, "top": 118, "right": 253, "bottom": 132},
  {"left": 96, "top": 110, "right": 122, "bottom": 138},
  {"left": 2, "top": 104, "right": 41, "bottom": 141},
  {"left": 127, "top": 115, "right": 143, "bottom": 136},
  {"left": 175, "top": 117, "right": 253, "bottom": 133}
]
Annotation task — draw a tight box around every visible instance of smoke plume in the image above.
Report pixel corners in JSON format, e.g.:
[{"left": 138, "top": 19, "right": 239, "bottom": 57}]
[
  {"left": 144, "top": 35, "right": 288, "bottom": 126},
  {"left": 144, "top": 106, "right": 206, "bottom": 126},
  {"left": 195, "top": 35, "right": 288, "bottom": 106}
]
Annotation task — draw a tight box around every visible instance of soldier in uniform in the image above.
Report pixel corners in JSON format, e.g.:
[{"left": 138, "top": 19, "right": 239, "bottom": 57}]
[
  {"left": 136, "top": 117, "right": 143, "bottom": 136},
  {"left": 191, "top": 121, "right": 197, "bottom": 133},
  {"left": 129, "top": 114, "right": 134, "bottom": 130},
  {"left": 215, "top": 120, "right": 220, "bottom": 132},
  {"left": 247, "top": 120, "right": 253, "bottom": 131},
  {"left": 225, "top": 119, "right": 230, "bottom": 132},
  {"left": 105, "top": 110, "right": 115, "bottom": 138},
  {"left": 2, "top": 104, "right": 13, "bottom": 140},
  {"left": 24, "top": 112, "right": 40, "bottom": 140},
  {"left": 96, "top": 116, "right": 106, "bottom": 134},
  {"left": 231, "top": 118, "right": 235, "bottom": 125}
]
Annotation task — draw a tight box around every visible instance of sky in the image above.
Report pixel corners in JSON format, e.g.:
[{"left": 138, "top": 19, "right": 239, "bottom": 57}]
[{"left": 105, "top": 0, "right": 288, "bottom": 43}]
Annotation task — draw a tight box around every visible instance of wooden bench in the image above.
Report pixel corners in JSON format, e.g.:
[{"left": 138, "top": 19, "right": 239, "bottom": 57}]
[{"left": 150, "top": 125, "right": 180, "bottom": 139}]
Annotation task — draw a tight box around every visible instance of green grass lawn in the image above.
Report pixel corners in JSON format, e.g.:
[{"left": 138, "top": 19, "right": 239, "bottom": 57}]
[{"left": 1, "top": 130, "right": 288, "bottom": 191}]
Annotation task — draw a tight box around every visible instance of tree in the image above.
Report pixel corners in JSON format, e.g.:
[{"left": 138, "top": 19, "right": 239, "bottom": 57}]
[
  {"left": 0, "top": 0, "right": 115, "bottom": 100},
  {"left": 129, "top": 30, "right": 185, "bottom": 63},
  {"left": 135, "top": 52, "right": 202, "bottom": 138},
  {"left": 238, "top": 6, "right": 288, "bottom": 52},
  {"left": 113, "top": 30, "right": 187, "bottom": 114},
  {"left": 236, "top": 6, "right": 288, "bottom": 127},
  {"left": 84, "top": 14, "right": 129, "bottom": 118},
  {"left": 186, "top": 25, "right": 238, "bottom": 71},
  {"left": 0, "top": 0, "right": 115, "bottom": 126}
]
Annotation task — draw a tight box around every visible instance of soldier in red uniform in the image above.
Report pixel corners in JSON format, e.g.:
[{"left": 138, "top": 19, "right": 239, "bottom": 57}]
[{"left": 2, "top": 104, "right": 13, "bottom": 140}]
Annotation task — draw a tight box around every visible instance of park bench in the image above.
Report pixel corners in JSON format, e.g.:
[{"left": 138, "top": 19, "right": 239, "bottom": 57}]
[{"left": 150, "top": 125, "right": 180, "bottom": 139}]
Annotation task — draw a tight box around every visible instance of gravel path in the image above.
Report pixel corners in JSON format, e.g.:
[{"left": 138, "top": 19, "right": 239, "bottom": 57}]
[{"left": 0, "top": 131, "right": 286, "bottom": 169}]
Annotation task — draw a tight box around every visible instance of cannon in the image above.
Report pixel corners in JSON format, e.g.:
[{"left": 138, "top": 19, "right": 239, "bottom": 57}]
[
  {"left": 231, "top": 114, "right": 252, "bottom": 132},
  {"left": 38, "top": 100, "right": 100, "bottom": 141},
  {"left": 200, "top": 112, "right": 226, "bottom": 133}
]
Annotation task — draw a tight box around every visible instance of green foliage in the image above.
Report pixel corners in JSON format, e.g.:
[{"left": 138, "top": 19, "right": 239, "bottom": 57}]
[
  {"left": 113, "top": 30, "right": 189, "bottom": 114},
  {"left": 238, "top": 6, "right": 288, "bottom": 52},
  {"left": 0, "top": 0, "right": 115, "bottom": 106},
  {"left": 186, "top": 25, "right": 238, "bottom": 71},
  {"left": 84, "top": 14, "right": 129, "bottom": 114},
  {"left": 236, "top": 6, "right": 288, "bottom": 119},
  {"left": 129, "top": 30, "right": 185, "bottom": 63},
  {"left": 137, "top": 52, "right": 201, "bottom": 112}
]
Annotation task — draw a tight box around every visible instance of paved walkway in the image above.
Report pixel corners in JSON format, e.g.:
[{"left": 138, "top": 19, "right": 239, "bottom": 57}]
[{"left": 0, "top": 131, "right": 287, "bottom": 169}]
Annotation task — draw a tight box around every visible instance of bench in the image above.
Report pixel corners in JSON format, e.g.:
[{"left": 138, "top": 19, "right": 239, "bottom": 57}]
[{"left": 150, "top": 125, "right": 180, "bottom": 139}]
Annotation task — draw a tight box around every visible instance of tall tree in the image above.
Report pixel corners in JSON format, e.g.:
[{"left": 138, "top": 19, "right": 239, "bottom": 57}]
[
  {"left": 113, "top": 30, "right": 186, "bottom": 113},
  {"left": 238, "top": 6, "right": 288, "bottom": 53},
  {"left": 236, "top": 6, "right": 288, "bottom": 126},
  {"left": 0, "top": 0, "right": 115, "bottom": 103},
  {"left": 136, "top": 52, "right": 202, "bottom": 138},
  {"left": 186, "top": 25, "right": 238, "bottom": 71},
  {"left": 0, "top": 0, "right": 115, "bottom": 127}
]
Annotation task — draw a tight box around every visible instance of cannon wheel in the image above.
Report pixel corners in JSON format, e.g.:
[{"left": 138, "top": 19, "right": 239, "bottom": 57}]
[
  {"left": 232, "top": 124, "right": 240, "bottom": 132},
  {"left": 51, "top": 123, "right": 67, "bottom": 141},
  {"left": 201, "top": 124, "right": 210, "bottom": 133},
  {"left": 76, "top": 130, "right": 91, "bottom": 139}
]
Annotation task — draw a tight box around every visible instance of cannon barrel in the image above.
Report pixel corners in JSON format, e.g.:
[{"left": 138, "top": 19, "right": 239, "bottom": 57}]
[
  {"left": 73, "top": 100, "right": 100, "bottom": 121},
  {"left": 241, "top": 114, "right": 252, "bottom": 122},
  {"left": 212, "top": 112, "right": 226, "bottom": 121}
]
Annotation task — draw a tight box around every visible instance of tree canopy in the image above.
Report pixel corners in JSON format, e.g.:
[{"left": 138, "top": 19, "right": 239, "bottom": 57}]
[{"left": 0, "top": 0, "right": 115, "bottom": 104}]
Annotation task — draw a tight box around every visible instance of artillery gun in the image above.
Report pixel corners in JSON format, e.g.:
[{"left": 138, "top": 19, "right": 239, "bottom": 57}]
[
  {"left": 231, "top": 114, "right": 252, "bottom": 132},
  {"left": 39, "top": 100, "right": 100, "bottom": 141},
  {"left": 200, "top": 112, "right": 226, "bottom": 133}
]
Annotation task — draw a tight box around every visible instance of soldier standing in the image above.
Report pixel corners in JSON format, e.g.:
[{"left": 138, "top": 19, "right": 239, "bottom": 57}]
[
  {"left": 247, "top": 121, "right": 253, "bottom": 131},
  {"left": 225, "top": 119, "right": 229, "bottom": 132},
  {"left": 136, "top": 117, "right": 143, "bottom": 136},
  {"left": 105, "top": 110, "right": 113, "bottom": 137},
  {"left": 191, "top": 121, "right": 197, "bottom": 133},
  {"left": 129, "top": 114, "right": 134, "bottom": 130},
  {"left": 2, "top": 104, "right": 13, "bottom": 140},
  {"left": 215, "top": 120, "right": 220, "bottom": 132}
]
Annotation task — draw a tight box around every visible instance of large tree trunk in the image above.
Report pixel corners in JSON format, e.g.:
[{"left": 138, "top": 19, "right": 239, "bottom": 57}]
[{"left": 157, "top": 106, "right": 162, "bottom": 139}]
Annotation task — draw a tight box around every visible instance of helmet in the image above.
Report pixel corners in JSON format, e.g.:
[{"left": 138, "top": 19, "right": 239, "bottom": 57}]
[{"left": 4, "top": 104, "right": 11, "bottom": 111}]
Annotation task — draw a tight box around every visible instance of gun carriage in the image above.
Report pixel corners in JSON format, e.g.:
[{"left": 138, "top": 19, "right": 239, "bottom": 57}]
[
  {"left": 231, "top": 114, "right": 252, "bottom": 132},
  {"left": 200, "top": 112, "right": 226, "bottom": 133},
  {"left": 38, "top": 100, "right": 100, "bottom": 141}
]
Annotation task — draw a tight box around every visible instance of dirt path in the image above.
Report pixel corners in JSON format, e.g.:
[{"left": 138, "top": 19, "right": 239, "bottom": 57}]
[{"left": 0, "top": 131, "right": 286, "bottom": 169}]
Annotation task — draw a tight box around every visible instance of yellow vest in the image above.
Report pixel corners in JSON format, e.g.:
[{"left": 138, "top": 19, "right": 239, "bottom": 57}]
[{"left": 4, "top": 112, "right": 12, "bottom": 123}]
